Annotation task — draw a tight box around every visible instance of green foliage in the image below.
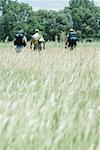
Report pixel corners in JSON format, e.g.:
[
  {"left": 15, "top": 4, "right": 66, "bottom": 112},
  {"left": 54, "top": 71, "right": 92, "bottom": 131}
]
[
  {"left": 0, "top": 0, "right": 100, "bottom": 41},
  {"left": 69, "top": 0, "right": 100, "bottom": 38},
  {"left": 0, "top": 0, "right": 33, "bottom": 41}
]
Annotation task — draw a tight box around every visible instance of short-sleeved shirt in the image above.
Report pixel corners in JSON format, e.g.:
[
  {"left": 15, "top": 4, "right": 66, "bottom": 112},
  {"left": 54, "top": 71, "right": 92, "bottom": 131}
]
[{"left": 31, "top": 33, "right": 44, "bottom": 44}]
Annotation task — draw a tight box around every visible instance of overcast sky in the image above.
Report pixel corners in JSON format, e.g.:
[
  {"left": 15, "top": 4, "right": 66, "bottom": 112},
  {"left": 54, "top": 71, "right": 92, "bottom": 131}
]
[{"left": 18, "top": 0, "right": 100, "bottom": 11}]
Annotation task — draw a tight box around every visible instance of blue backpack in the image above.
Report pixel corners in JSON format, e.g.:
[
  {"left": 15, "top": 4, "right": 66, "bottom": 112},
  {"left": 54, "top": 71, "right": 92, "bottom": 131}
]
[
  {"left": 14, "top": 33, "right": 26, "bottom": 47},
  {"left": 68, "top": 32, "right": 78, "bottom": 42}
]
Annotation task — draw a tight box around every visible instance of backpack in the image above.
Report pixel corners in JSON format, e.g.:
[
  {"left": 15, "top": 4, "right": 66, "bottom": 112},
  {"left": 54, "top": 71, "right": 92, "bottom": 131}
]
[
  {"left": 14, "top": 33, "right": 26, "bottom": 47},
  {"left": 68, "top": 32, "right": 78, "bottom": 42}
]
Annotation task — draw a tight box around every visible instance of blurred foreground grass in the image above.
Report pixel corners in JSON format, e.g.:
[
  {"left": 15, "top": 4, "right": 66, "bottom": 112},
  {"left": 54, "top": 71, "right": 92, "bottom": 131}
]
[{"left": 0, "top": 42, "right": 100, "bottom": 150}]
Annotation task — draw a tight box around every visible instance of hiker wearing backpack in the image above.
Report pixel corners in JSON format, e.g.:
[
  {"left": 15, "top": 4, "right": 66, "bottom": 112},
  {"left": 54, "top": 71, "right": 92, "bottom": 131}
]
[
  {"left": 65, "top": 29, "right": 78, "bottom": 50},
  {"left": 14, "top": 30, "right": 27, "bottom": 53},
  {"left": 30, "top": 29, "right": 45, "bottom": 51}
]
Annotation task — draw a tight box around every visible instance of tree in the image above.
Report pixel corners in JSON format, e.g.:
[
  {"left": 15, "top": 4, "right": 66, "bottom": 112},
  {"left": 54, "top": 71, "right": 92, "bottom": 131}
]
[
  {"left": 69, "top": 0, "right": 98, "bottom": 38},
  {"left": 0, "top": 0, "right": 33, "bottom": 41},
  {"left": 0, "top": 0, "right": 99, "bottom": 41}
]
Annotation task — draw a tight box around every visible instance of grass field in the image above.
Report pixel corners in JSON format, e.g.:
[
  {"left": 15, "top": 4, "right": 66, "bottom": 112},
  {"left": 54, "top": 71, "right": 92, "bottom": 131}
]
[{"left": 0, "top": 42, "right": 100, "bottom": 150}]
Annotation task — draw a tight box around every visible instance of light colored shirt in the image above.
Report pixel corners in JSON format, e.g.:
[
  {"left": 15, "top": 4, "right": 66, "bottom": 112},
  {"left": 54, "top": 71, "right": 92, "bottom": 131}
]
[{"left": 31, "top": 33, "right": 44, "bottom": 44}]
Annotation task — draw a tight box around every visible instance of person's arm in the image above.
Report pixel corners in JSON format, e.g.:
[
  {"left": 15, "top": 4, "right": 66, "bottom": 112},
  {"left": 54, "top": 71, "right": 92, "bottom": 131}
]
[
  {"left": 67, "top": 34, "right": 70, "bottom": 42},
  {"left": 23, "top": 36, "right": 27, "bottom": 47},
  {"left": 24, "top": 36, "right": 27, "bottom": 43},
  {"left": 30, "top": 37, "right": 33, "bottom": 49},
  {"left": 42, "top": 36, "right": 45, "bottom": 49},
  {"left": 43, "top": 41, "right": 45, "bottom": 49},
  {"left": 39, "top": 35, "right": 45, "bottom": 49},
  {"left": 30, "top": 39, "right": 33, "bottom": 49}
]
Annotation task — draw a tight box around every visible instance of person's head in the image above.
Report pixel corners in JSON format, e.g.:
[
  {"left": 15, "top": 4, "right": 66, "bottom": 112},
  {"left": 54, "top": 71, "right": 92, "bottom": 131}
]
[
  {"left": 19, "top": 30, "right": 24, "bottom": 35},
  {"left": 69, "top": 28, "right": 74, "bottom": 32},
  {"left": 35, "top": 29, "right": 39, "bottom": 33},
  {"left": 16, "top": 30, "right": 24, "bottom": 35}
]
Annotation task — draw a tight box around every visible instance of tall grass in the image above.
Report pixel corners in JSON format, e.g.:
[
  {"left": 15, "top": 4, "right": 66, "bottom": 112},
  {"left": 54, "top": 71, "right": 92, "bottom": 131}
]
[{"left": 0, "top": 42, "right": 99, "bottom": 150}]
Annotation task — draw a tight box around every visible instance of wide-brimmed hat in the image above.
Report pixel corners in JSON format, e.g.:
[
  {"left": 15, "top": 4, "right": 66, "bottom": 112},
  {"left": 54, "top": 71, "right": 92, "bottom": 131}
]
[
  {"left": 69, "top": 28, "right": 74, "bottom": 32},
  {"left": 35, "top": 29, "right": 39, "bottom": 32}
]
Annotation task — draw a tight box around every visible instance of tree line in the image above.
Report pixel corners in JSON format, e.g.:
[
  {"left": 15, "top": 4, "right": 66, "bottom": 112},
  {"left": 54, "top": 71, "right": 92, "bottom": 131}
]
[{"left": 0, "top": 0, "right": 100, "bottom": 42}]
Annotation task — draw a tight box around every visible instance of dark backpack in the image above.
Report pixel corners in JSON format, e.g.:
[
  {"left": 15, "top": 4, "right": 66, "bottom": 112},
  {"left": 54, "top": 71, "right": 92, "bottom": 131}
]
[
  {"left": 68, "top": 32, "right": 78, "bottom": 42},
  {"left": 14, "top": 33, "right": 26, "bottom": 47}
]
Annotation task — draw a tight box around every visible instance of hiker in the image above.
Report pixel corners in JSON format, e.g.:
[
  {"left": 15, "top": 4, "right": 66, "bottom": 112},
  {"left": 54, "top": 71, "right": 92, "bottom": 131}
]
[
  {"left": 65, "top": 29, "right": 78, "bottom": 50},
  {"left": 14, "top": 30, "right": 27, "bottom": 53},
  {"left": 30, "top": 29, "right": 45, "bottom": 51}
]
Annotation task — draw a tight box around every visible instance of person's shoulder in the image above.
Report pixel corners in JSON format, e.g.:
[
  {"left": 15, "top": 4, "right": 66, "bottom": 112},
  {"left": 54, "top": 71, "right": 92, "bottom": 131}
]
[
  {"left": 40, "top": 34, "right": 43, "bottom": 37},
  {"left": 23, "top": 36, "right": 27, "bottom": 41},
  {"left": 74, "top": 31, "right": 77, "bottom": 34},
  {"left": 33, "top": 32, "right": 39, "bottom": 37},
  {"left": 31, "top": 34, "right": 35, "bottom": 39}
]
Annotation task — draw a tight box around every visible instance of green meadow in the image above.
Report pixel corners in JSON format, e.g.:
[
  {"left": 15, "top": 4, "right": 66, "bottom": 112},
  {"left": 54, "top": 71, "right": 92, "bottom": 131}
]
[{"left": 0, "top": 42, "right": 99, "bottom": 150}]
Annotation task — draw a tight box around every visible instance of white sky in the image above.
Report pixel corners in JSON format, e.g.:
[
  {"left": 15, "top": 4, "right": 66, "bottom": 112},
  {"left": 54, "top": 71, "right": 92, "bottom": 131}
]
[{"left": 18, "top": 0, "right": 100, "bottom": 11}]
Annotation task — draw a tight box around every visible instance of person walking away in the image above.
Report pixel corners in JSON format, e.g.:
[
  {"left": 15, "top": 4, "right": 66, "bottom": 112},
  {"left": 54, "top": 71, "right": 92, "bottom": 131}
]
[
  {"left": 65, "top": 29, "right": 78, "bottom": 50},
  {"left": 14, "top": 30, "right": 27, "bottom": 53},
  {"left": 30, "top": 29, "right": 45, "bottom": 51}
]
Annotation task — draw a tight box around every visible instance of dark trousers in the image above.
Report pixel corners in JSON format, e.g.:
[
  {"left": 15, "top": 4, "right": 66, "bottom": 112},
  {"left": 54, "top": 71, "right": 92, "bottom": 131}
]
[{"left": 68, "top": 40, "right": 77, "bottom": 49}]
